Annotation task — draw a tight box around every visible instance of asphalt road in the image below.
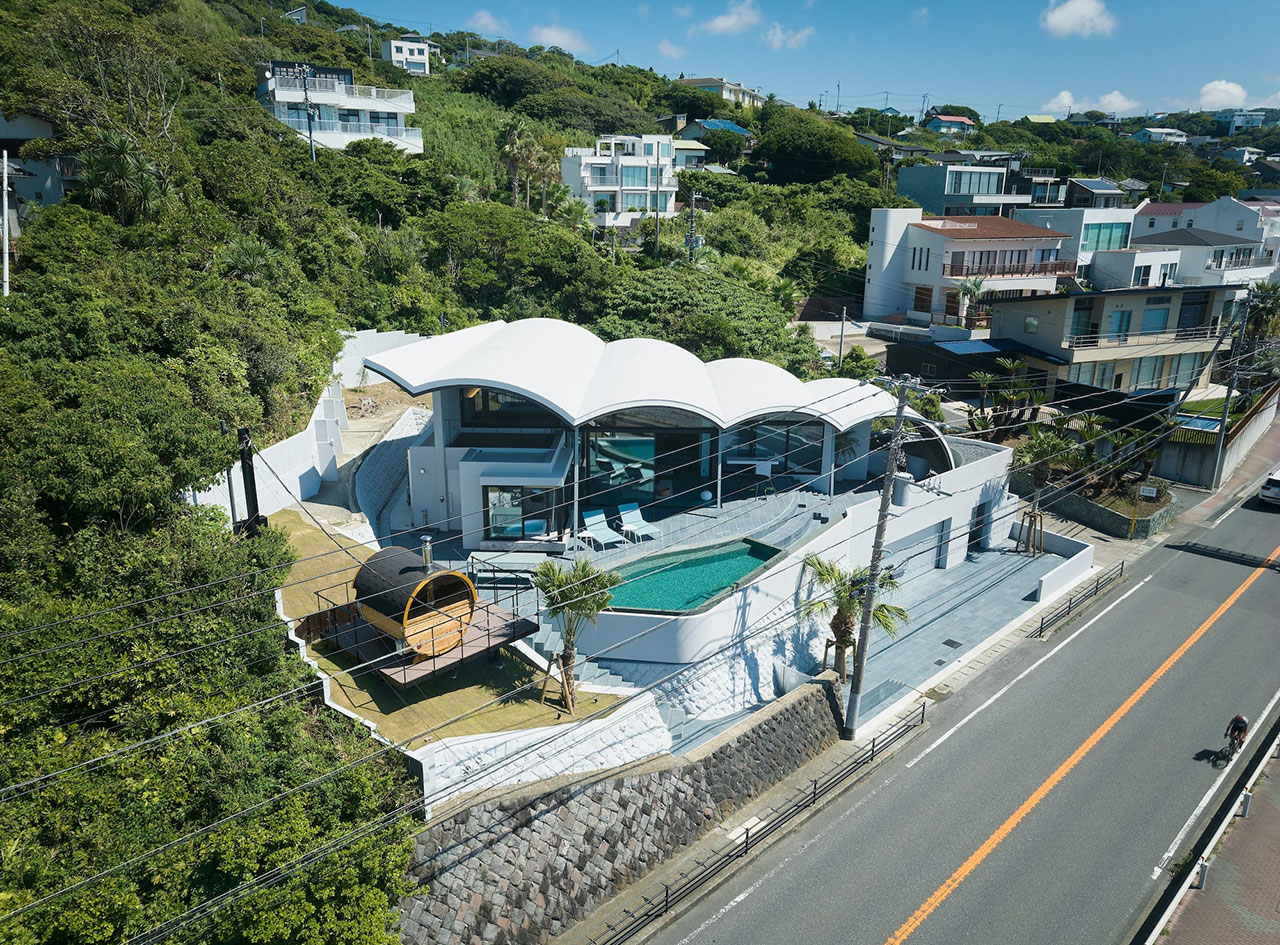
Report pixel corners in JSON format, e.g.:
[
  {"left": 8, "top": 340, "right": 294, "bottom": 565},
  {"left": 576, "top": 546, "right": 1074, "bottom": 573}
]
[{"left": 648, "top": 496, "right": 1280, "bottom": 945}]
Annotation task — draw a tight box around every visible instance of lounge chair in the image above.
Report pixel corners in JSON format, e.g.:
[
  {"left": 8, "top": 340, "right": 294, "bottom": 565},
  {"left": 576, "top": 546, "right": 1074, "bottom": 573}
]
[
  {"left": 617, "top": 502, "right": 663, "bottom": 542},
  {"left": 580, "top": 509, "right": 628, "bottom": 549}
]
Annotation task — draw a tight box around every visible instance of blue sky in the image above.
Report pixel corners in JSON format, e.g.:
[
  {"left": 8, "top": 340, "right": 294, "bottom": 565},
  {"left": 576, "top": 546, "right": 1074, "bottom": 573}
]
[{"left": 359, "top": 0, "right": 1280, "bottom": 121}]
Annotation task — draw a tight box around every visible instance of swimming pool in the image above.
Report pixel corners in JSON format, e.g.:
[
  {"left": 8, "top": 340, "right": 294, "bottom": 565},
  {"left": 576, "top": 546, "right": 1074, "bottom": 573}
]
[
  {"left": 608, "top": 539, "right": 783, "bottom": 613},
  {"left": 1176, "top": 414, "right": 1221, "bottom": 432}
]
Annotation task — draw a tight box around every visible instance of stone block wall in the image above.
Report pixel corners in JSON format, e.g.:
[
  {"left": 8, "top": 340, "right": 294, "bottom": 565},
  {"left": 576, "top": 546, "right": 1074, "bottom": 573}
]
[
  {"left": 399, "top": 678, "right": 842, "bottom": 945},
  {"left": 1009, "top": 470, "right": 1177, "bottom": 539}
]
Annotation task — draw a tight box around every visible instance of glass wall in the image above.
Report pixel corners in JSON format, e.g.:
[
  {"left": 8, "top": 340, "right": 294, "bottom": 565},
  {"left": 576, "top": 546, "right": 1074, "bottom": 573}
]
[
  {"left": 583, "top": 408, "right": 716, "bottom": 510},
  {"left": 621, "top": 165, "right": 649, "bottom": 188},
  {"left": 946, "top": 170, "right": 1002, "bottom": 195},
  {"left": 723, "top": 416, "right": 825, "bottom": 474},
  {"left": 460, "top": 388, "right": 563, "bottom": 428},
  {"left": 483, "top": 485, "right": 563, "bottom": 540},
  {"left": 1080, "top": 222, "right": 1131, "bottom": 252}
]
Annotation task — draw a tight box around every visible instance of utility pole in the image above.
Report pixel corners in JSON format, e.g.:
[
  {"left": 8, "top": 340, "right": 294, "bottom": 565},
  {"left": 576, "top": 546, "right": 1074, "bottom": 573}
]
[
  {"left": 220, "top": 421, "right": 239, "bottom": 526},
  {"left": 2, "top": 148, "right": 9, "bottom": 298},
  {"left": 236, "top": 427, "right": 266, "bottom": 537},
  {"left": 1158, "top": 161, "right": 1168, "bottom": 201},
  {"left": 995, "top": 103, "right": 1003, "bottom": 122},
  {"left": 366, "top": 23, "right": 373, "bottom": 60},
  {"left": 920, "top": 93, "right": 929, "bottom": 123},
  {"left": 260, "top": 16, "right": 264, "bottom": 37},
  {"left": 299, "top": 64, "right": 318, "bottom": 162},
  {"left": 1211, "top": 290, "right": 1251, "bottom": 488},
  {"left": 836, "top": 306, "right": 847, "bottom": 372},
  {"left": 687, "top": 190, "right": 700, "bottom": 263},
  {"left": 843, "top": 378, "right": 911, "bottom": 740},
  {"left": 653, "top": 158, "right": 662, "bottom": 258},
  {"left": 835, "top": 82, "right": 840, "bottom": 115}
]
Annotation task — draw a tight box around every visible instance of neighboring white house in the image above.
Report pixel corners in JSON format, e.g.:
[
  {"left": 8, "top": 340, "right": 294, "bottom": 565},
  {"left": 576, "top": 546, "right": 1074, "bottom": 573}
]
[
  {"left": 1134, "top": 196, "right": 1279, "bottom": 276},
  {"left": 1087, "top": 248, "right": 1183, "bottom": 291},
  {"left": 992, "top": 284, "right": 1247, "bottom": 393},
  {"left": 864, "top": 208, "right": 1070, "bottom": 322},
  {"left": 1132, "top": 127, "right": 1188, "bottom": 145},
  {"left": 1014, "top": 205, "right": 1136, "bottom": 274},
  {"left": 1223, "top": 146, "right": 1263, "bottom": 165},
  {"left": 561, "top": 135, "right": 678, "bottom": 227},
  {"left": 255, "top": 61, "right": 422, "bottom": 154},
  {"left": 380, "top": 34, "right": 436, "bottom": 75},
  {"left": 676, "top": 77, "right": 766, "bottom": 109},
  {"left": 1222, "top": 109, "right": 1265, "bottom": 134},
  {"left": 1130, "top": 228, "right": 1276, "bottom": 286}
]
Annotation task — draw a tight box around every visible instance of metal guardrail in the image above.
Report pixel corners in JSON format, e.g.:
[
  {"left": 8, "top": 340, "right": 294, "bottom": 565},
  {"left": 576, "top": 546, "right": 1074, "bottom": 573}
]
[
  {"left": 1030, "top": 560, "right": 1125, "bottom": 639},
  {"left": 1066, "top": 324, "right": 1215, "bottom": 348},
  {"left": 590, "top": 701, "right": 927, "bottom": 945},
  {"left": 940, "top": 261, "right": 1075, "bottom": 278}
]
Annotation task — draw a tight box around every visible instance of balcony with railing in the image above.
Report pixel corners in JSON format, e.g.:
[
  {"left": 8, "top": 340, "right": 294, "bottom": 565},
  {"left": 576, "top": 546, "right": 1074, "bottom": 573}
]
[
  {"left": 584, "top": 172, "right": 678, "bottom": 189},
  {"left": 266, "top": 75, "right": 415, "bottom": 110},
  {"left": 277, "top": 115, "right": 423, "bottom": 143},
  {"left": 941, "top": 260, "right": 1076, "bottom": 278},
  {"left": 1204, "top": 255, "right": 1261, "bottom": 271},
  {"left": 1021, "top": 167, "right": 1058, "bottom": 178},
  {"left": 1066, "top": 323, "right": 1218, "bottom": 349}
]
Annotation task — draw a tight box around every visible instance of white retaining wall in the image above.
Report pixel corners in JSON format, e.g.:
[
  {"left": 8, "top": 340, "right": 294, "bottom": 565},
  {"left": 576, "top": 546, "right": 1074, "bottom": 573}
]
[{"left": 1008, "top": 522, "right": 1095, "bottom": 602}]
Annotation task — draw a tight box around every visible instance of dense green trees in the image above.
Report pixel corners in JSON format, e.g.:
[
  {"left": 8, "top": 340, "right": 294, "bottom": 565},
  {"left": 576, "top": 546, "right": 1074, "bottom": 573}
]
[{"left": 753, "top": 106, "right": 879, "bottom": 185}]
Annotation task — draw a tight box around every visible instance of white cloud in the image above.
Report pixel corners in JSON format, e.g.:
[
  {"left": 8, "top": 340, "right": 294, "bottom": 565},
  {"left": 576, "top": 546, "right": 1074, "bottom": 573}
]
[
  {"left": 696, "top": 0, "right": 762, "bottom": 35},
  {"left": 762, "top": 22, "right": 815, "bottom": 50},
  {"left": 674, "top": 3, "right": 694, "bottom": 16},
  {"left": 466, "top": 9, "right": 510, "bottom": 34},
  {"left": 912, "top": 7, "right": 930, "bottom": 24},
  {"left": 658, "top": 37, "right": 686, "bottom": 59},
  {"left": 1039, "top": 0, "right": 1116, "bottom": 37},
  {"left": 1198, "top": 79, "right": 1247, "bottom": 110},
  {"left": 1254, "top": 89, "right": 1280, "bottom": 107},
  {"left": 529, "top": 24, "right": 595, "bottom": 55},
  {"left": 1041, "top": 88, "right": 1139, "bottom": 114}
]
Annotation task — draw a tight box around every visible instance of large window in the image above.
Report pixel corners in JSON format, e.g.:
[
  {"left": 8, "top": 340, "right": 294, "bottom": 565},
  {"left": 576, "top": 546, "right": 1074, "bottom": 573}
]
[
  {"left": 484, "top": 485, "right": 560, "bottom": 540},
  {"left": 1070, "top": 298, "right": 1096, "bottom": 338},
  {"left": 724, "top": 417, "right": 824, "bottom": 474},
  {"left": 461, "top": 389, "right": 562, "bottom": 428},
  {"left": 1140, "top": 307, "right": 1170, "bottom": 334},
  {"left": 946, "top": 170, "right": 1002, "bottom": 195},
  {"left": 1168, "top": 352, "right": 1204, "bottom": 388},
  {"left": 1133, "top": 356, "right": 1165, "bottom": 389},
  {"left": 1080, "top": 222, "right": 1131, "bottom": 252},
  {"left": 621, "top": 165, "right": 649, "bottom": 187},
  {"left": 1107, "top": 309, "right": 1131, "bottom": 341}
]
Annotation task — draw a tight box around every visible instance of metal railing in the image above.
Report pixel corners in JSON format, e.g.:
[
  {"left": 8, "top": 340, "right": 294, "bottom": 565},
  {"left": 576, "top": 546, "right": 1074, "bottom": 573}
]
[
  {"left": 277, "top": 116, "right": 423, "bottom": 141},
  {"left": 1204, "top": 256, "right": 1260, "bottom": 271},
  {"left": 941, "top": 260, "right": 1075, "bottom": 278},
  {"left": 1030, "top": 560, "right": 1125, "bottom": 638},
  {"left": 590, "top": 702, "right": 927, "bottom": 945},
  {"left": 1065, "top": 323, "right": 1215, "bottom": 348},
  {"left": 584, "top": 174, "right": 678, "bottom": 189},
  {"left": 268, "top": 75, "right": 415, "bottom": 106}
]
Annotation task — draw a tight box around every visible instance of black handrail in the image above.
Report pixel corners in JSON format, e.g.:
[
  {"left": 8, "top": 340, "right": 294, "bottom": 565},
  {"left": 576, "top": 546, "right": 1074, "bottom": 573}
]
[{"left": 1030, "top": 561, "right": 1125, "bottom": 639}]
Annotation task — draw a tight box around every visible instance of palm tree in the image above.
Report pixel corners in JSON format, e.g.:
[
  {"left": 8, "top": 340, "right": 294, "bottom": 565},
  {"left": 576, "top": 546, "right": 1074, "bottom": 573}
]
[
  {"left": 800, "top": 554, "right": 908, "bottom": 684},
  {"left": 689, "top": 245, "right": 721, "bottom": 272},
  {"left": 1075, "top": 412, "right": 1110, "bottom": 461},
  {"left": 956, "top": 276, "right": 986, "bottom": 323},
  {"left": 773, "top": 277, "right": 803, "bottom": 312},
  {"left": 968, "top": 371, "right": 999, "bottom": 413},
  {"left": 450, "top": 175, "right": 480, "bottom": 202},
  {"left": 497, "top": 118, "right": 532, "bottom": 209},
  {"left": 76, "top": 128, "right": 171, "bottom": 226},
  {"left": 535, "top": 147, "right": 561, "bottom": 215},
  {"left": 1014, "top": 426, "right": 1075, "bottom": 491},
  {"left": 221, "top": 234, "right": 277, "bottom": 283},
  {"left": 532, "top": 558, "right": 621, "bottom": 714},
  {"left": 555, "top": 199, "right": 595, "bottom": 235}
]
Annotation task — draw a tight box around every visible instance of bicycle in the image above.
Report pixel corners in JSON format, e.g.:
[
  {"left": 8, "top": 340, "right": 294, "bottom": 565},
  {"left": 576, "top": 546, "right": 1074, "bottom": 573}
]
[{"left": 1215, "top": 733, "right": 1244, "bottom": 767}]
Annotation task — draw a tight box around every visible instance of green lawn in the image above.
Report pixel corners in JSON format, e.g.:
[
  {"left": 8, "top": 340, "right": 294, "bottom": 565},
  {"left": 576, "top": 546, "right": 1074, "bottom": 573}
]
[
  {"left": 1180, "top": 398, "right": 1243, "bottom": 421},
  {"left": 309, "top": 643, "right": 620, "bottom": 748}
]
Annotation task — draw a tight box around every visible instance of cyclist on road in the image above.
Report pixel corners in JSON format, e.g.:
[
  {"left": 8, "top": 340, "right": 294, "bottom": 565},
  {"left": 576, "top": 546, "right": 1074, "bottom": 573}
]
[{"left": 1224, "top": 714, "right": 1249, "bottom": 746}]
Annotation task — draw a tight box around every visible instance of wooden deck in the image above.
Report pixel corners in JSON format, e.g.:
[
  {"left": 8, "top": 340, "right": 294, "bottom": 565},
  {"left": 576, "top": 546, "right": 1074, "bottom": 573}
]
[{"left": 311, "top": 599, "right": 538, "bottom": 690}]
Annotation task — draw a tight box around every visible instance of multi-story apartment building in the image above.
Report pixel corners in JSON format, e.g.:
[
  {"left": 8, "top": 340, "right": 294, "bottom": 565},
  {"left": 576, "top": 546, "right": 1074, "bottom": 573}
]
[
  {"left": 380, "top": 34, "right": 438, "bottom": 75},
  {"left": 991, "top": 284, "right": 1247, "bottom": 393},
  {"left": 676, "top": 77, "right": 766, "bottom": 109},
  {"left": 1221, "top": 109, "right": 1265, "bottom": 134},
  {"left": 1134, "top": 196, "right": 1279, "bottom": 276},
  {"left": 255, "top": 61, "right": 422, "bottom": 154},
  {"left": 864, "top": 208, "right": 1071, "bottom": 321},
  {"left": 1130, "top": 229, "right": 1275, "bottom": 286},
  {"left": 561, "top": 135, "right": 678, "bottom": 227}
]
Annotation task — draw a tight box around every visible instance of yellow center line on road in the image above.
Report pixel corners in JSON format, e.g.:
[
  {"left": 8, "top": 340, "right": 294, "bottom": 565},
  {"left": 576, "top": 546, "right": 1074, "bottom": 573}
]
[{"left": 884, "top": 539, "right": 1280, "bottom": 945}]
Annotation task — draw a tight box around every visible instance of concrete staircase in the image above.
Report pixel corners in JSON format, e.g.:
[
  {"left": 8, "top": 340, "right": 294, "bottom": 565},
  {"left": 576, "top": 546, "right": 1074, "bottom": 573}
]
[{"left": 526, "top": 622, "right": 631, "bottom": 690}]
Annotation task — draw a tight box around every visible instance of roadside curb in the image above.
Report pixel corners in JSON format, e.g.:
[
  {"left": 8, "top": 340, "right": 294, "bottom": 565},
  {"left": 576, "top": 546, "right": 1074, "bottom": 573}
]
[{"left": 557, "top": 720, "right": 929, "bottom": 945}]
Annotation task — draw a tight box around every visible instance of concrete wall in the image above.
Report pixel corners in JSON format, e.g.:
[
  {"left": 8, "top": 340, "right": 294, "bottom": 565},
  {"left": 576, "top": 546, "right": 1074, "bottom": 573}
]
[
  {"left": 191, "top": 380, "right": 346, "bottom": 521},
  {"left": 398, "top": 678, "right": 842, "bottom": 945},
  {"left": 1154, "top": 385, "right": 1280, "bottom": 487},
  {"left": 1008, "top": 522, "right": 1094, "bottom": 600},
  {"left": 1009, "top": 470, "right": 1179, "bottom": 539}
]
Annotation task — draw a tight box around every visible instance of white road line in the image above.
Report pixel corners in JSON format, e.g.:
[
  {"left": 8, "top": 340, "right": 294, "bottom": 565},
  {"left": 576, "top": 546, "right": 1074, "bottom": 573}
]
[
  {"left": 1152, "top": 683, "right": 1280, "bottom": 879},
  {"left": 672, "top": 774, "right": 897, "bottom": 944},
  {"left": 904, "top": 575, "right": 1154, "bottom": 769},
  {"left": 1207, "top": 504, "right": 1238, "bottom": 529}
]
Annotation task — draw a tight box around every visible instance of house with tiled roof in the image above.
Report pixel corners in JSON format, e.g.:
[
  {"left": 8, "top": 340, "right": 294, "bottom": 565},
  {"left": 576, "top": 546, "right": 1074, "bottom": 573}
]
[
  {"left": 924, "top": 114, "right": 975, "bottom": 135},
  {"left": 1132, "top": 127, "right": 1188, "bottom": 145},
  {"left": 864, "top": 207, "right": 1071, "bottom": 322}
]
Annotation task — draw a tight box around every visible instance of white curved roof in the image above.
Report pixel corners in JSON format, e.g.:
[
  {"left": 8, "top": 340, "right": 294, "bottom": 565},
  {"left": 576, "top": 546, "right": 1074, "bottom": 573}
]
[{"left": 364, "top": 319, "right": 905, "bottom": 432}]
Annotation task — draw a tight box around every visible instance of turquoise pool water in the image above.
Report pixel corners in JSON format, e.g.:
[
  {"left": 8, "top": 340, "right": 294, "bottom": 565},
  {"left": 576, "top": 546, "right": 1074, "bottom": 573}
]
[{"left": 608, "top": 540, "right": 782, "bottom": 613}]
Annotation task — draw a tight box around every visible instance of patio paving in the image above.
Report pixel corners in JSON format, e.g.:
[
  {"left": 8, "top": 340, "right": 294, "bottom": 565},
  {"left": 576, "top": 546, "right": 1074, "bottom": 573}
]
[{"left": 846, "top": 542, "right": 1063, "bottom": 717}]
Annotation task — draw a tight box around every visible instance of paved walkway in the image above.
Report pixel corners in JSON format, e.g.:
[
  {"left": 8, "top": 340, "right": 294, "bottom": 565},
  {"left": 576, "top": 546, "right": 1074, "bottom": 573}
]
[{"left": 1162, "top": 754, "right": 1280, "bottom": 945}]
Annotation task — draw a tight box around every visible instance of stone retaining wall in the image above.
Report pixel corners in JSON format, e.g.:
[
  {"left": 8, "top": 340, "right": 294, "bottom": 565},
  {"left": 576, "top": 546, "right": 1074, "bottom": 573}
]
[
  {"left": 1009, "top": 470, "right": 1178, "bottom": 540},
  {"left": 399, "top": 678, "right": 842, "bottom": 945}
]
